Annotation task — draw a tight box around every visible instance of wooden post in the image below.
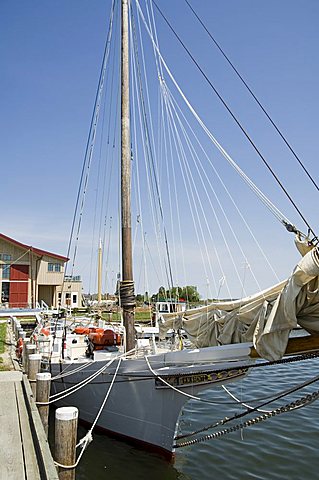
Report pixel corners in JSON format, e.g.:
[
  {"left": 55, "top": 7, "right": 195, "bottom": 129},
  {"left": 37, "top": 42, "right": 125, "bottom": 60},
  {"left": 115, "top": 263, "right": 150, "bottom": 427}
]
[
  {"left": 18, "top": 329, "right": 26, "bottom": 339},
  {"left": 27, "top": 353, "right": 42, "bottom": 396},
  {"left": 22, "top": 337, "right": 31, "bottom": 371},
  {"left": 55, "top": 406, "right": 78, "bottom": 480},
  {"left": 25, "top": 343, "right": 36, "bottom": 374},
  {"left": 36, "top": 372, "right": 51, "bottom": 437},
  {"left": 14, "top": 320, "right": 21, "bottom": 338}
]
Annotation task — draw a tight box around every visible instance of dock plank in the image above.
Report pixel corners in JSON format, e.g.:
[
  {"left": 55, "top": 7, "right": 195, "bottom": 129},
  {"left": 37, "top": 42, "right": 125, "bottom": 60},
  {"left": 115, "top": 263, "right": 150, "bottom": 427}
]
[
  {"left": 22, "top": 374, "right": 60, "bottom": 480},
  {"left": 0, "top": 381, "right": 25, "bottom": 480},
  {"left": 15, "top": 381, "right": 41, "bottom": 480}
]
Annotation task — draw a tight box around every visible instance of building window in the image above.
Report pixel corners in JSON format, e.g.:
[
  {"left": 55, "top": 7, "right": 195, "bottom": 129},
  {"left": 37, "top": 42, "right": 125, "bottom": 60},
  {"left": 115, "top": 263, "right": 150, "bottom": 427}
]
[
  {"left": 1, "top": 283, "right": 9, "bottom": 302},
  {"left": 48, "top": 263, "right": 61, "bottom": 272},
  {"left": 1, "top": 264, "right": 10, "bottom": 279},
  {"left": 1, "top": 254, "right": 12, "bottom": 261}
]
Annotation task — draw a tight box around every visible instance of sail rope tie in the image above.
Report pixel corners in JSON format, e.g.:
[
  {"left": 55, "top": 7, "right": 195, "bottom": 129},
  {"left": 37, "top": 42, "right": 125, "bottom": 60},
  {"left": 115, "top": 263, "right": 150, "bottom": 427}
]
[
  {"left": 53, "top": 358, "right": 122, "bottom": 470},
  {"left": 174, "top": 389, "right": 319, "bottom": 448},
  {"left": 119, "top": 280, "right": 136, "bottom": 307}
]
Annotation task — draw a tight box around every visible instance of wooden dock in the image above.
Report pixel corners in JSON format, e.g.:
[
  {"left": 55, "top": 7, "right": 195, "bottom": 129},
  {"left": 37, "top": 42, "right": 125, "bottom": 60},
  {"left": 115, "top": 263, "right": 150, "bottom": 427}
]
[{"left": 0, "top": 370, "right": 59, "bottom": 480}]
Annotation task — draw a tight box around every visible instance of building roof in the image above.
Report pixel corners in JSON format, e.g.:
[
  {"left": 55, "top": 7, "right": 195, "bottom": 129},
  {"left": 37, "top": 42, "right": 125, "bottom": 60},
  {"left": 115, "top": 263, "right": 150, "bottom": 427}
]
[{"left": 0, "top": 233, "right": 69, "bottom": 262}]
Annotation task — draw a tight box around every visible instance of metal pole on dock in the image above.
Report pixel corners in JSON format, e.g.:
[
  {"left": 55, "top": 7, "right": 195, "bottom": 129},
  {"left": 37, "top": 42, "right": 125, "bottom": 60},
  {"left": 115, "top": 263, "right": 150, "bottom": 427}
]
[
  {"left": 55, "top": 406, "right": 78, "bottom": 480},
  {"left": 27, "top": 353, "right": 42, "bottom": 396},
  {"left": 36, "top": 372, "right": 51, "bottom": 437}
]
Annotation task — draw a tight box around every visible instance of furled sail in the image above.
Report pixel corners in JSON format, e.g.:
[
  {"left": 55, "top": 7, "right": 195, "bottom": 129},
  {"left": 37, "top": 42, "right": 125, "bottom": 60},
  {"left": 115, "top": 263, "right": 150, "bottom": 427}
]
[{"left": 159, "top": 238, "right": 319, "bottom": 361}]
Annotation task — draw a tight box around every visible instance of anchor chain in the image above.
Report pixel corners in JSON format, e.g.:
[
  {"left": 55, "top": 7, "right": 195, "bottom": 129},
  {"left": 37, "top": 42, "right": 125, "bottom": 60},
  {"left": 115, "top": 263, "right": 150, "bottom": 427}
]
[{"left": 174, "top": 389, "right": 319, "bottom": 448}]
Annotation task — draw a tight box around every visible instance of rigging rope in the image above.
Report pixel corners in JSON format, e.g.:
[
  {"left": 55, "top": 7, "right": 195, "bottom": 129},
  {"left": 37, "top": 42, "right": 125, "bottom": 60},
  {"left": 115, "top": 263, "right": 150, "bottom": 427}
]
[
  {"left": 66, "top": 0, "right": 117, "bottom": 281},
  {"left": 130, "top": 7, "right": 169, "bottom": 293},
  {"left": 183, "top": 0, "right": 319, "bottom": 195},
  {"left": 130, "top": 6, "right": 175, "bottom": 290},
  {"left": 150, "top": 0, "right": 316, "bottom": 238},
  {"left": 165, "top": 88, "right": 281, "bottom": 284},
  {"left": 134, "top": 0, "right": 300, "bottom": 236}
]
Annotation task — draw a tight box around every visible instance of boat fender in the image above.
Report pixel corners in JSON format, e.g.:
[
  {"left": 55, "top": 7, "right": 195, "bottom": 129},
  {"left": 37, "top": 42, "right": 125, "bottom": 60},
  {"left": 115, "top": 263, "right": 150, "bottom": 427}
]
[
  {"left": 16, "top": 338, "right": 23, "bottom": 358},
  {"left": 40, "top": 327, "right": 50, "bottom": 336}
]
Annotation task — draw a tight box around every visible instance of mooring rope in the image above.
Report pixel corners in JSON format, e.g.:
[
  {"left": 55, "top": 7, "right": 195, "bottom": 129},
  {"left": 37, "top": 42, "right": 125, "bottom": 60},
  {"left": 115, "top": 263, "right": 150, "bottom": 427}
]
[{"left": 54, "top": 358, "right": 122, "bottom": 470}]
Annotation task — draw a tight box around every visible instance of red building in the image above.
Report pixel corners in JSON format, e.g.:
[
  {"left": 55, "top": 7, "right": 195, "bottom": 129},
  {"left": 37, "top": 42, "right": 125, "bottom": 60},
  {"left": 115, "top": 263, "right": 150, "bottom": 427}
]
[{"left": 0, "top": 233, "right": 69, "bottom": 308}]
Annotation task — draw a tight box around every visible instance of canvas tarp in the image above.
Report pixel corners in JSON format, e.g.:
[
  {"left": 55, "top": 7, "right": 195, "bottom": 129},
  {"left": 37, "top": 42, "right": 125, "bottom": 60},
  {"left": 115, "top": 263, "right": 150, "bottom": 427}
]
[{"left": 159, "top": 244, "right": 319, "bottom": 361}]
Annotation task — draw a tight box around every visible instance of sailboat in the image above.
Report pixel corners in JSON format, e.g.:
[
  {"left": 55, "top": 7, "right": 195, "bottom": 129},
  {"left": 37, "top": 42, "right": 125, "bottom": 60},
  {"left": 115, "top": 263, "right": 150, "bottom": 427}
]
[{"left": 48, "top": 0, "right": 319, "bottom": 459}]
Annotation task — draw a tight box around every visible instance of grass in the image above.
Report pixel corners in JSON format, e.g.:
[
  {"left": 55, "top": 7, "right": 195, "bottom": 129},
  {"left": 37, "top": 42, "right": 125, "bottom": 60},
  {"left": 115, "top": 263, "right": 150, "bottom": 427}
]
[
  {"left": 0, "top": 357, "right": 6, "bottom": 371},
  {"left": 101, "top": 310, "right": 152, "bottom": 323},
  {"left": 0, "top": 322, "right": 9, "bottom": 371},
  {"left": 0, "top": 322, "right": 7, "bottom": 354}
]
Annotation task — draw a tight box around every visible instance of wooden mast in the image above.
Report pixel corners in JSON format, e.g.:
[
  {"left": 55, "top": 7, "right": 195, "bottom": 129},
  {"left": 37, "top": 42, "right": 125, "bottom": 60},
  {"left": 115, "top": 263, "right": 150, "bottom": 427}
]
[
  {"left": 97, "top": 238, "right": 102, "bottom": 304},
  {"left": 121, "top": 0, "right": 135, "bottom": 351}
]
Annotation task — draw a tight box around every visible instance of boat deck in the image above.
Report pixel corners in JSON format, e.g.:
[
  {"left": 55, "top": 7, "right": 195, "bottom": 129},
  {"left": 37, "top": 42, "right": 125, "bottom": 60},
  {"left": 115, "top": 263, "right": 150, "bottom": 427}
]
[{"left": 0, "top": 371, "right": 58, "bottom": 480}]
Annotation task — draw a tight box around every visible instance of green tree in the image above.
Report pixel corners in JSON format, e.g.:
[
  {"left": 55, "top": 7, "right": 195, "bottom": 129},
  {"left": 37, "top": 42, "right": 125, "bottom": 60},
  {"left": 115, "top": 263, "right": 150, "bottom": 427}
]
[{"left": 151, "top": 285, "right": 200, "bottom": 304}]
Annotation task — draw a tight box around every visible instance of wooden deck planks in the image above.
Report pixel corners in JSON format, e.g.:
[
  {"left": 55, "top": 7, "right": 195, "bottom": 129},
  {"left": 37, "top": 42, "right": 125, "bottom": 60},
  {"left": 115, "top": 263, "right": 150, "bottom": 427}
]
[
  {"left": 0, "top": 371, "right": 58, "bottom": 480},
  {"left": 0, "top": 380, "right": 26, "bottom": 480},
  {"left": 22, "top": 375, "right": 59, "bottom": 480},
  {"left": 15, "top": 381, "right": 41, "bottom": 480}
]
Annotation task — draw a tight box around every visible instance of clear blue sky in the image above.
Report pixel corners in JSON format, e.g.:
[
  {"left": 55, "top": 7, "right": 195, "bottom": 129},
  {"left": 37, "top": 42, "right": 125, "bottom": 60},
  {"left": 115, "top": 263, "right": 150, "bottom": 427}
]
[{"left": 1, "top": 1, "right": 318, "bottom": 297}]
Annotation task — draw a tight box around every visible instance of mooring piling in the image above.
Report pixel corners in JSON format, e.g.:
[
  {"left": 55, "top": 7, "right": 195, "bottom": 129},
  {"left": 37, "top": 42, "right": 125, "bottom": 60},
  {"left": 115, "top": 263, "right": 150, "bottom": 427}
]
[
  {"left": 35, "top": 371, "right": 51, "bottom": 436},
  {"left": 27, "top": 353, "right": 42, "bottom": 396},
  {"left": 55, "top": 406, "right": 79, "bottom": 480}
]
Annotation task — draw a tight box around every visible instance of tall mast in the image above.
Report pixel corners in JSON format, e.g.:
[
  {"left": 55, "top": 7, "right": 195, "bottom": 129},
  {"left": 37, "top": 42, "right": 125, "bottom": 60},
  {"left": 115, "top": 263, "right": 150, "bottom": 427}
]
[
  {"left": 97, "top": 238, "right": 102, "bottom": 304},
  {"left": 121, "top": 0, "right": 135, "bottom": 351}
]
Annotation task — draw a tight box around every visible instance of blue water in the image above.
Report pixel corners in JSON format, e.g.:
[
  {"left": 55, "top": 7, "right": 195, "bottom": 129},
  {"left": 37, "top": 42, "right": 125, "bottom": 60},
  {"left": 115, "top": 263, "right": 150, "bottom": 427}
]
[{"left": 73, "top": 357, "right": 319, "bottom": 480}]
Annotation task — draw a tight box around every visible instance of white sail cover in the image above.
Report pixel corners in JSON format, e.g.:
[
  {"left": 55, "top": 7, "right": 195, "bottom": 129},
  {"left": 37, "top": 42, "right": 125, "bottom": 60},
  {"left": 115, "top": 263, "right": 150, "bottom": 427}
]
[{"left": 159, "top": 242, "right": 319, "bottom": 361}]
